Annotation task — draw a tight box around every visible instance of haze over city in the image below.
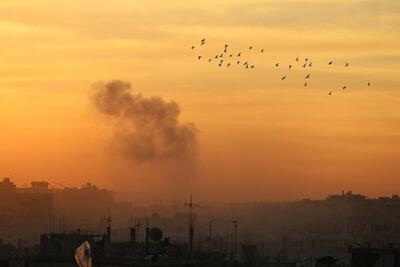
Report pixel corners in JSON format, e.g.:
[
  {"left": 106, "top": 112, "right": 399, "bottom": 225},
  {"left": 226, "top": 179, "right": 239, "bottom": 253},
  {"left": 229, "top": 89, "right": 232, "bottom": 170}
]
[{"left": 1, "top": 0, "right": 400, "bottom": 203}]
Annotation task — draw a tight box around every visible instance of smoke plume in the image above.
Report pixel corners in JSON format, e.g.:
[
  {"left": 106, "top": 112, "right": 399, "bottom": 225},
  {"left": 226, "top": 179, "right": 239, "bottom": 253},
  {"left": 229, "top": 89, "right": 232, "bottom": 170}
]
[{"left": 91, "top": 80, "right": 198, "bottom": 164}]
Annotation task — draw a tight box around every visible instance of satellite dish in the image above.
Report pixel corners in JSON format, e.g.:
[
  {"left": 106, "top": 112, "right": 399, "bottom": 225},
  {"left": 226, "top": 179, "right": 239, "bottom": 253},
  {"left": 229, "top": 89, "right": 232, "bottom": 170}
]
[{"left": 150, "top": 227, "right": 163, "bottom": 242}]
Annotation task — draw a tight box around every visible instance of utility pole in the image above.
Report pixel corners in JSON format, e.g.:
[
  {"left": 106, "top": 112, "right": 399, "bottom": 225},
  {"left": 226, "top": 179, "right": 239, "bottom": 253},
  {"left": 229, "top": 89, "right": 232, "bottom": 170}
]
[
  {"left": 208, "top": 219, "right": 215, "bottom": 250},
  {"left": 145, "top": 217, "right": 150, "bottom": 255},
  {"left": 282, "top": 225, "right": 287, "bottom": 261},
  {"left": 232, "top": 220, "right": 239, "bottom": 255},
  {"left": 209, "top": 219, "right": 215, "bottom": 241},
  {"left": 107, "top": 208, "right": 112, "bottom": 244},
  {"left": 184, "top": 195, "right": 198, "bottom": 254}
]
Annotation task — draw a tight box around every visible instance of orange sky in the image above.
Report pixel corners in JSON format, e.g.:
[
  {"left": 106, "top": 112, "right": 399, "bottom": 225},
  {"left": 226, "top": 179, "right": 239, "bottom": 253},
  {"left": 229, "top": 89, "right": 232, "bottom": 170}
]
[{"left": 0, "top": 0, "right": 400, "bottom": 202}]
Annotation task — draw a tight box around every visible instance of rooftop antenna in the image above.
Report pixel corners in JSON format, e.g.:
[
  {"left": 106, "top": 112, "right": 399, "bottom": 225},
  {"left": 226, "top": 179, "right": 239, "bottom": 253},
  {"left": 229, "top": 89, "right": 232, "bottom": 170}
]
[
  {"left": 184, "top": 194, "right": 199, "bottom": 254},
  {"left": 231, "top": 220, "right": 239, "bottom": 255}
]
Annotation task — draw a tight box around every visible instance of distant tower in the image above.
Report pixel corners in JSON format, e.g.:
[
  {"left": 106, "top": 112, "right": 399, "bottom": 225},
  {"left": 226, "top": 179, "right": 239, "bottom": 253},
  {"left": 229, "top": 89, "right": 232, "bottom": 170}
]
[
  {"left": 130, "top": 216, "right": 136, "bottom": 243},
  {"left": 231, "top": 220, "right": 239, "bottom": 254}
]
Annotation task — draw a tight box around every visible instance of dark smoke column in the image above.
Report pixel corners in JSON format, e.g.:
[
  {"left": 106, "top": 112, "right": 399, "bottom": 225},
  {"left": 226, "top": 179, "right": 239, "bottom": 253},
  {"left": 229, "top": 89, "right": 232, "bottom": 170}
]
[{"left": 91, "top": 80, "right": 198, "bottom": 164}]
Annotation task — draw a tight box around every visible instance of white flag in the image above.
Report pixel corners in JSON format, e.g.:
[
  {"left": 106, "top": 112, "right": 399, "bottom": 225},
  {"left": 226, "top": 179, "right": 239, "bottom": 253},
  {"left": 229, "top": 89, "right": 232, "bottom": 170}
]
[{"left": 74, "top": 241, "right": 93, "bottom": 267}]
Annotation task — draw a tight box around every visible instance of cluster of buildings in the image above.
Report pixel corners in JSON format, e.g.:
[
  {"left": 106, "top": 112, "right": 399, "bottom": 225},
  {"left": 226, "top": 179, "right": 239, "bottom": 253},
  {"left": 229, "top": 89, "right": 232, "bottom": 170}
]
[{"left": 2, "top": 177, "right": 400, "bottom": 266}]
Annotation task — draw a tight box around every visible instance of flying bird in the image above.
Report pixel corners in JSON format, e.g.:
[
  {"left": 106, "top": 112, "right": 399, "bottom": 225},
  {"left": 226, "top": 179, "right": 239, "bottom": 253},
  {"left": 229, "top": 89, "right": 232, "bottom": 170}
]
[
  {"left": 208, "top": 59, "right": 212, "bottom": 62},
  {"left": 302, "top": 63, "right": 306, "bottom": 68},
  {"left": 309, "top": 62, "right": 312, "bottom": 67},
  {"left": 281, "top": 76, "right": 286, "bottom": 80},
  {"left": 275, "top": 63, "right": 279, "bottom": 67},
  {"left": 229, "top": 54, "right": 233, "bottom": 57},
  {"left": 243, "top": 61, "right": 248, "bottom": 66},
  {"left": 191, "top": 46, "right": 195, "bottom": 50},
  {"left": 237, "top": 52, "right": 241, "bottom": 57},
  {"left": 250, "top": 65, "right": 255, "bottom": 69},
  {"left": 305, "top": 58, "right": 309, "bottom": 62},
  {"left": 296, "top": 57, "right": 299, "bottom": 61},
  {"left": 329, "top": 61, "right": 333, "bottom": 65},
  {"left": 198, "top": 56, "right": 202, "bottom": 60},
  {"left": 342, "top": 86, "right": 346, "bottom": 90},
  {"left": 305, "top": 74, "right": 311, "bottom": 79},
  {"left": 345, "top": 62, "right": 349, "bottom": 67},
  {"left": 329, "top": 91, "right": 332, "bottom": 95},
  {"left": 245, "top": 65, "right": 249, "bottom": 69},
  {"left": 214, "top": 55, "right": 218, "bottom": 59},
  {"left": 201, "top": 38, "right": 205, "bottom": 43},
  {"left": 260, "top": 48, "right": 264, "bottom": 53},
  {"left": 237, "top": 61, "right": 240, "bottom": 64},
  {"left": 304, "top": 82, "right": 308, "bottom": 87},
  {"left": 249, "top": 46, "right": 253, "bottom": 50},
  {"left": 289, "top": 65, "right": 292, "bottom": 70},
  {"left": 368, "top": 82, "right": 371, "bottom": 86},
  {"left": 219, "top": 54, "right": 223, "bottom": 58},
  {"left": 227, "top": 63, "right": 231, "bottom": 67}
]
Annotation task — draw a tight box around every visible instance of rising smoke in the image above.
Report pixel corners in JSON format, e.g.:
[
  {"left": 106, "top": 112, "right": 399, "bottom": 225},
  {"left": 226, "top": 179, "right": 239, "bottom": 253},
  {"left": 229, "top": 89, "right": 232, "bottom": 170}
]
[{"left": 91, "top": 80, "right": 198, "bottom": 164}]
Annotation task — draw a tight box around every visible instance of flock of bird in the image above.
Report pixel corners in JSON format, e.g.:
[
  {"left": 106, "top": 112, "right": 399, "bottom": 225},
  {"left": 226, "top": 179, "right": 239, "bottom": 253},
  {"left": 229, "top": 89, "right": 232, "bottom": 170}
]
[{"left": 191, "top": 38, "right": 372, "bottom": 95}]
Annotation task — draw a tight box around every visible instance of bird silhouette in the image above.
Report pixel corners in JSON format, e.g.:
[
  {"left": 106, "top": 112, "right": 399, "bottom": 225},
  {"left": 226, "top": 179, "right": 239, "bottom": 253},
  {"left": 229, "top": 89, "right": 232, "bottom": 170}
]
[
  {"left": 302, "top": 63, "right": 306, "bottom": 68},
  {"left": 345, "top": 62, "right": 349, "bottom": 67},
  {"left": 329, "top": 91, "right": 332, "bottom": 95},
  {"left": 329, "top": 61, "right": 333, "bottom": 65},
  {"left": 342, "top": 86, "right": 346, "bottom": 90},
  {"left": 281, "top": 76, "right": 286, "bottom": 80},
  {"left": 201, "top": 38, "right": 205, "bottom": 43},
  {"left": 368, "top": 82, "right": 371, "bottom": 86},
  {"left": 260, "top": 48, "right": 264, "bottom": 53},
  {"left": 275, "top": 63, "right": 279, "bottom": 67},
  {"left": 289, "top": 65, "right": 292, "bottom": 70},
  {"left": 245, "top": 65, "right": 249, "bottom": 69},
  {"left": 305, "top": 58, "right": 309, "bottom": 62},
  {"left": 227, "top": 63, "right": 231, "bottom": 67},
  {"left": 243, "top": 61, "right": 248, "bottom": 66},
  {"left": 296, "top": 57, "right": 299, "bottom": 61},
  {"left": 219, "top": 54, "right": 223, "bottom": 58},
  {"left": 198, "top": 56, "right": 202, "bottom": 60},
  {"left": 237, "top": 52, "right": 241, "bottom": 57},
  {"left": 305, "top": 74, "right": 311, "bottom": 79},
  {"left": 208, "top": 59, "right": 212, "bottom": 62},
  {"left": 214, "top": 55, "right": 218, "bottom": 59},
  {"left": 304, "top": 82, "right": 308, "bottom": 87},
  {"left": 249, "top": 46, "right": 253, "bottom": 50},
  {"left": 237, "top": 61, "right": 240, "bottom": 64},
  {"left": 309, "top": 62, "right": 312, "bottom": 67},
  {"left": 250, "top": 65, "right": 255, "bottom": 69},
  {"left": 218, "top": 63, "right": 222, "bottom": 67},
  {"left": 229, "top": 54, "right": 233, "bottom": 57},
  {"left": 191, "top": 46, "right": 195, "bottom": 50}
]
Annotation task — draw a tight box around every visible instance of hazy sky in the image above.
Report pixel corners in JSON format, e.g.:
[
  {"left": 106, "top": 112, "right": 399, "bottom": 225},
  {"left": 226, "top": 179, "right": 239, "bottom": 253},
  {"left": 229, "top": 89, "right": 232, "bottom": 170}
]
[{"left": 0, "top": 0, "right": 400, "bottom": 202}]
